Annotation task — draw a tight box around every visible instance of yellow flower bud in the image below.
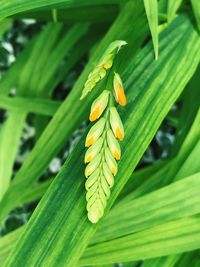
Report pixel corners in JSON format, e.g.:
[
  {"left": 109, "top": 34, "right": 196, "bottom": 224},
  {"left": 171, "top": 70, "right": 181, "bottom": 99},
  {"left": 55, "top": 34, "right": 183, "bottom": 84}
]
[
  {"left": 85, "top": 153, "right": 101, "bottom": 177},
  {"left": 85, "top": 137, "right": 103, "bottom": 163},
  {"left": 85, "top": 117, "right": 106, "bottom": 147},
  {"left": 113, "top": 72, "right": 127, "bottom": 106},
  {"left": 89, "top": 90, "right": 109, "bottom": 122},
  {"left": 107, "top": 129, "right": 121, "bottom": 160},
  {"left": 109, "top": 107, "right": 124, "bottom": 141},
  {"left": 104, "top": 147, "right": 118, "bottom": 176}
]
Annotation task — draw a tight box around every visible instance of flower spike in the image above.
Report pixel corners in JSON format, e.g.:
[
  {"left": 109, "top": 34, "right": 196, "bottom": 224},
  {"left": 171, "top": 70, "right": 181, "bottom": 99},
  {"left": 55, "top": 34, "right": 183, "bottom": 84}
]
[{"left": 81, "top": 40, "right": 127, "bottom": 224}]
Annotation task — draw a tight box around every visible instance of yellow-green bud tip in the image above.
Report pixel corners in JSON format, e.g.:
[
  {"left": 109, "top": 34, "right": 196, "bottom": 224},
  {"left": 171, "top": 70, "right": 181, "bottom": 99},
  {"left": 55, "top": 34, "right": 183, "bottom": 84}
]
[{"left": 88, "top": 211, "right": 99, "bottom": 223}]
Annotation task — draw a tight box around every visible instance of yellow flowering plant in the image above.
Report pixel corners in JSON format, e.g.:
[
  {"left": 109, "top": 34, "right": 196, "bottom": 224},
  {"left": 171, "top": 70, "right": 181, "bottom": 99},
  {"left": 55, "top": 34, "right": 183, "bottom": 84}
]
[{"left": 80, "top": 40, "right": 127, "bottom": 223}]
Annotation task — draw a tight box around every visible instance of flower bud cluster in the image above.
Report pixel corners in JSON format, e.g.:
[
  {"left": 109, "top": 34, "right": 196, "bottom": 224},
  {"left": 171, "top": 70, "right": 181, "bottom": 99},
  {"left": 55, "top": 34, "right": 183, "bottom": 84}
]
[
  {"left": 81, "top": 40, "right": 127, "bottom": 223},
  {"left": 80, "top": 40, "right": 127, "bottom": 100},
  {"left": 85, "top": 90, "right": 125, "bottom": 223}
]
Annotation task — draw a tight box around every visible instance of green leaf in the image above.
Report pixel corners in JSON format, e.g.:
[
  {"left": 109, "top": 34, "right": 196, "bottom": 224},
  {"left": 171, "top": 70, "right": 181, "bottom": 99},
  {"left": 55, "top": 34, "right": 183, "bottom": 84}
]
[
  {"left": 175, "top": 251, "right": 200, "bottom": 267},
  {"left": 4, "top": 14, "right": 200, "bottom": 267},
  {"left": 170, "top": 66, "right": 200, "bottom": 156},
  {"left": 0, "top": 0, "right": 118, "bottom": 19},
  {"left": 0, "top": 96, "right": 60, "bottom": 116},
  {"left": 94, "top": 173, "right": 200, "bottom": 243},
  {"left": 124, "top": 108, "right": 200, "bottom": 203},
  {"left": 0, "top": 112, "right": 26, "bottom": 200},
  {"left": 81, "top": 216, "right": 200, "bottom": 265},
  {"left": 191, "top": 0, "right": 200, "bottom": 31},
  {"left": 11, "top": 5, "right": 118, "bottom": 23},
  {"left": 167, "top": 0, "right": 183, "bottom": 22},
  {"left": 0, "top": 18, "right": 11, "bottom": 36},
  {"left": 0, "top": 227, "right": 24, "bottom": 264},
  {"left": 143, "top": 0, "right": 158, "bottom": 59},
  {"left": 141, "top": 255, "right": 181, "bottom": 267}
]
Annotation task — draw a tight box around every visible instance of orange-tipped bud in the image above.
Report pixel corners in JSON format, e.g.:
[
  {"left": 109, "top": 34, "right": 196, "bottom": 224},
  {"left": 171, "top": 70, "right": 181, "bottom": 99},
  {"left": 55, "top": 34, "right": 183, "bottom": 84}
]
[
  {"left": 104, "top": 148, "right": 118, "bottom": 176},
  {"left": 85, "top": 118, "right": 106, "bottom": 147},
  {"left": 109, "top": 107, "right": 124, "bottom": 141},
  {"left": 89, "top": 90, "right": 109, "bottom": 122},
  {"left": 113, "top": 73, "right": 127, "bottom": 106},
  {"left": 85, "top": 137, "right": 103, "bottom": 163},
  {"left": 85, "top": 154, "right": 101, "bottom": 177},
  {"left": 89, "top": 107, "right": 101, "bottom": 122},
  {"left": 107, "top": 129, "right": 121, "bottom": 160}
]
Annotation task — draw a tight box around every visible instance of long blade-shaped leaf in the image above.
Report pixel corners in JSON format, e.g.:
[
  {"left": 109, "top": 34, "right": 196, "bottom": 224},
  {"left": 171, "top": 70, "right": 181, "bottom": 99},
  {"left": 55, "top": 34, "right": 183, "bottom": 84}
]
[
  {"left": 191, "top": 0, "right": 200, "bottom": 31},
  {"left": 94, "top": 173, "right": 200, "bottom": 243},
  {"left": 167, "top": 0, "right": 183, "bottom": 22},
  {"left": 0, "top": 96, "right": 60, "bottom": 116},
  {"left": 143, "top": 0, "right": 158, "bottom": 59},
  {"left": 0, "top": 0, "right": 118, "bottom": 19},
  {"left": 81, "top": 216, "right": 200, "bottom": 265}
]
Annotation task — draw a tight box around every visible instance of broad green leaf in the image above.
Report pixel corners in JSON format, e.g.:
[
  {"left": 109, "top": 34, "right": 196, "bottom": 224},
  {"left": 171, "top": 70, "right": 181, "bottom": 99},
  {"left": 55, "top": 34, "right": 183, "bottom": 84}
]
[
  {"left": 118, "top": 160, "right": 167, "bottom": 201},
  {"left": 0, "top": 0, "right": 118, "bottom": 19},
  {"left": 0, "top": 96, "right": 60, "bottom": 116},
  {"left": 141, "top": 255, "right": 180, "bottom": 267},
  {"left": 175, "top": 251, "right": 200, "bottom": 267},
  {"left": 0, "top": 18, "right": 11, "bottom": 36},
  {"left": 93, "top": 173, "right": 200, "bottom": 243},
  {"left": 19, "top": 178, "right": 54, "bottom": 205},
  {"left": 0, "top": 1, "right": 148, "bottom": 222},
  {"left": 81, "top": 216, "right": 200, "bottom": 265},
  {"left": 124, "top": 108, "right": 200, "bottom": 203},
  {"left": 0, "top": 112, "right": 26, "bottom": 200},
  {"left": 0, "top": 227, "right": 23, "bottom": 264},
  {"left": 191, "top": 0, "right": 200, "bottom": 31},
  {"left": 4, "top": 14, "right": 200, "bottom": 267},
  {"left": 11, "top": 5, "right": 118, "bottom": 23},
  {"left": 143, "top": 0, "right": 158, "bottom": 59},
  {"left": 170, "top": 65, "right": 200, "bottom": 156},
  {"left": 167, "top": 0, "right": 183, "bottom": 22}
]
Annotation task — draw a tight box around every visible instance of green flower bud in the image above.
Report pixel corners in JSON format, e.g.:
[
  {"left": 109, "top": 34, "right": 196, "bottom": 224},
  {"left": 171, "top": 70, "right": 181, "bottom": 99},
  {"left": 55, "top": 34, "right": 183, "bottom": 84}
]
[
  {"left": 99, "top": 68, "right": 107, "bottom": 79},
  {"left": 88, "top": 201, "right": 104, "bottom": 223},
  {"left": 104, "top": 147, "right": 118, "bottom": 176},
  {"left": 85, "top": 153, "right": 101, "bottom": 177},
  {"left": 85, "top": 117, "right": 106, "bottom": 147},
  {"left": 101, "top": 175, "right": 111, "bottom": 198},
  {"left": 89, "top": 90, "right": 109, "bottom": 122},
  {"left": 106, "top": 40, "right": 127, "bottom": 54},
  {"left": 107, "top": 129, "right": 121, "bottom": 160},
  {"left": 98, "top": 53, "right": 114, "bottom": 70},
  {"left": 109, "top": 107, "right": 124, "bottom": 141},
  {"left": 102, "top": 162, "right": 114, "bottom": 188},
  {"left": 85, "top": 168, "right": 100, "bottom": 190},
  {"left": 98, "top": 185, "right": 107, "bottom": 207}
]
